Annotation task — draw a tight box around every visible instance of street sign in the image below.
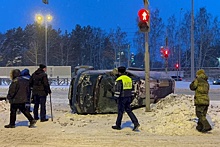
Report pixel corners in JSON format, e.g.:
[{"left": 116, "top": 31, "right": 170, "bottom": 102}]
[{"left": 138, "top": 9, "right": 150, "bottom": 22}]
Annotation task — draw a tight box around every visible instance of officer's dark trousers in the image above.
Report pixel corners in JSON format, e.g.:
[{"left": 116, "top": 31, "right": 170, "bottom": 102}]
[
  {"left": 196, "top": 105, "right": 211, "bottom": 130},
  {"left": 10, "top": 103, "right": 34, "bottom": 125},
  {"left": 33, "top": 95, "right": 47, "bottom": 120},
  {"left": 116, "top": 97, "right": 139, "bottom": 127}
]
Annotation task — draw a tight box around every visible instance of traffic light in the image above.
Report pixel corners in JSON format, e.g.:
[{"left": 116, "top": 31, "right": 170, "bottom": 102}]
[
  {"left": 138, "top": 21, "right": 150, "bottom": 32},
  {"left": 130, "top": 53, "right": 135, "bottom": 66},
  {"left": 138, "top": 9, "right": 150, "bottom": 32},
  {"left": 160, "top": 46, "right": 164, "bottom": 58},
  {"left": 42, "top": 0, "right": 49, "bottom": 4},
  {"left": 160, "top": 46, "right": 169, "bottom": 58},
  {"left": 164, "top": 49, "right": 169, "bottom": 58},
  {"left": 175, "top": 63, "right": 179, "bottom": 69}
]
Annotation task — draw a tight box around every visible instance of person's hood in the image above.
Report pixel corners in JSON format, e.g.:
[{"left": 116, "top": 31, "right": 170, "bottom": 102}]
[
  {"left": 196, "top": 69, "right": 208, "bottom": 80},
  {"left": 197, "top": 72, "right": 208, "bottom": 80},
  {"left": 21, "top": 68, "right": 30, "bottom": 76},
  {"left": 10, "top": 69, "right": 21, "bottom": 80}
]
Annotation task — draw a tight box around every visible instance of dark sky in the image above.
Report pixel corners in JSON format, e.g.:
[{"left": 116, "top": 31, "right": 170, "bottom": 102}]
[
  {"left": 1, "top": 0, "right": 219, "bottom": 32},
  {"left": 0, "top": 0, "right": 219, "bottom": 51}
]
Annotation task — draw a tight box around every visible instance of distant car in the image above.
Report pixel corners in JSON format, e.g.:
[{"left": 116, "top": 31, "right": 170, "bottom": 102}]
[
  {"left": 171, "top": 76, "right": 182, "bottom": 81},
  {"left": 213, "top": 79, "right": 220, "bottom": 85}
]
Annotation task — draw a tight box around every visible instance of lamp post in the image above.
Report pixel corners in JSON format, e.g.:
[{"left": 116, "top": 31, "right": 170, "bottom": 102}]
[
  {"left": 191, "top": 0, "right": 195, "bottom": 81},
  {"left": 117, "top": 51, "right": 124, "bottom": 67},
  {"left": 35, "top": 14, "right": 53, "bottom": 66},
  {"left": 178, "top": 8, "right": 183, "bottom": 80}
]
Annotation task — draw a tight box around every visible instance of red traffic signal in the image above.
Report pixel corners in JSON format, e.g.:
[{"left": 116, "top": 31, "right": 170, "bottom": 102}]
[
  {"left": 160, "top": 47, "right": 169, "bottom": 58},
  {"left": 138, "top": 9, "right": 150, "bottom": 32},
  {"left": 138, "top": 9, "right": 150, "bottom": 22},
  {"left": 175, "top": 63, "right": 179, "bottom": 69},
  {"left": 164, "top": 50, "right": 169, "bottom": 58}
]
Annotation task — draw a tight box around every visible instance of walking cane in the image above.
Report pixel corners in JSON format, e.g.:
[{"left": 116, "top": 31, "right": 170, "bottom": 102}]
[{"left": 49, "top": 94, "right": 53, "bottom": 121}]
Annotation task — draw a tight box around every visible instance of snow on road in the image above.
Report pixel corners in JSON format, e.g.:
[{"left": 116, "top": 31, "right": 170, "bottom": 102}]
[{"left": 0, "top": 82, "right": 220, "bottom": 147}]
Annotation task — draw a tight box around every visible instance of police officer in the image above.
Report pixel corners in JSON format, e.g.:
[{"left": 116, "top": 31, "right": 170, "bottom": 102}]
[
  {"left": 30, "top": 64, "right": 51, "bottom": 122},
  {"left": 112, "top": 66, "right": 140, "bottom": 131}
]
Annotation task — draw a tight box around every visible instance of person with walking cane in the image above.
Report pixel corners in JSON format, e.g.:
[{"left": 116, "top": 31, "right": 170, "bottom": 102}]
[{"left": 30, "top": 64, "right": 52, "bottom": 122}]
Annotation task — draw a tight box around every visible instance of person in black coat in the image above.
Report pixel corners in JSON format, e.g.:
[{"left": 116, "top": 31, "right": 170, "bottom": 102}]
[
  {"left": 5, "top": 69, "right": 36, "bottom": 128},
  {"left": 29, "top": 64, "right": 51, "bottom": 122}
]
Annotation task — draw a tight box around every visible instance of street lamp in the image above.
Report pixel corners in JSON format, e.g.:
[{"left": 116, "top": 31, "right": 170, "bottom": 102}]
[
  {"left": 35, "top": 14, "right": 53, "bottom": 66},
  {"left": 191, "top": 0, "right": 195, "bottom": 81},
  {"left": 118, "top": 51, "right": 124, "bottom": 66}
]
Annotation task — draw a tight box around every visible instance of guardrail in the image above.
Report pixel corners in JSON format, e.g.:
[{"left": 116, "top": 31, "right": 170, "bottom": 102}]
[{"left": 0, "top": 77, "right": 71, "bottom": 86}]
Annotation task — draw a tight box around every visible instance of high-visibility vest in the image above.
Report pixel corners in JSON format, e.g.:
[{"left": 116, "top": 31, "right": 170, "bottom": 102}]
[{"left": 116, "top": 75, "right": 132, "bottom": 90}]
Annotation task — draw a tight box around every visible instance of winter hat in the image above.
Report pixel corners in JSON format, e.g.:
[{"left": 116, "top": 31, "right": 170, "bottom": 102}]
[
  {"left": 10, "top": 69, "right": 21, "bottom": 80},
  {"left": 112, "top": 68, "right": 118, "bottom": 75},
  {"left": 39, "top": 64, "right": 46, "bottom": 69},
  {"left": 196, "top": 69, "right": 205, "bottom": 76},
  {"left": 118, "top": 66, "right": 126, "bottom": 73},
  {"left": 21, "top": 68, "right": 30, "bottom": 76}
]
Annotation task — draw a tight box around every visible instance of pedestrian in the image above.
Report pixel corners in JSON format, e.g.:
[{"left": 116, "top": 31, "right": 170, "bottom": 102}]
[
  {"left": 112, "top": 66, "right": 140, "bottom": 131},
  {"left": 30, "top": 64, "right": 51, "bottom": 122},
  {"left": 5, "top": 69, "right": 36, "bottom": 128},
  {"left": 190, "top": 69, "right": 212, "bottom": 133},
  {"left": 21, "top": 68, "right": 32, "bottom": 112}
]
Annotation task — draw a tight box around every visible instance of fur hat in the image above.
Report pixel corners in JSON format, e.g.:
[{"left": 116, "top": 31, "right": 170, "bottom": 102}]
[
  {"left": 10, "top": 69, "right": 21, "bottom": 80},
  {"left": 39, "top": 64, "right": 46, "bottom": 69},
  {"left": 118, "top": 66, "right": 126, "bottom": 73},
  {"left": 112, "top": 68, "right": 118, "bottom": 75},
  {"left": 196, "top": 69, "right": 205, "bottom": 76}
]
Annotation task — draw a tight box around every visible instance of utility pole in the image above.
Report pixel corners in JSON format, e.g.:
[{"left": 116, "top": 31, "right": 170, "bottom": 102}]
[
  {"left": 127, "top": 45, "right": 130, "bottom": 67},
  {"left": 45, "top": 21, "right": 48, "bottom": 66},
  {"left": 191, "top": 0, "right": 195, "bottom": 80},
  {"left": 178, "top": 8, "right": 183, "bottom": 80},
  {"left": 143, "top": 0, "right": 150, "bottom": 112},
  {"left": 165, "top": 37, "right": 168, "bottom": 74}
]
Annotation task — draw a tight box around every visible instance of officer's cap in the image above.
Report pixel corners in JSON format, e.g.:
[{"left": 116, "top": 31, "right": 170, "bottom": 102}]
[{"left": 118, "top": 66, "right": 126, "bottom": 73}]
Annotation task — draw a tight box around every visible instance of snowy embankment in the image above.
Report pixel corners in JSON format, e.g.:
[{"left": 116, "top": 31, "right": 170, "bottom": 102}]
[{"left": 0, "top": 81, "right": 220, "bottom": 136}]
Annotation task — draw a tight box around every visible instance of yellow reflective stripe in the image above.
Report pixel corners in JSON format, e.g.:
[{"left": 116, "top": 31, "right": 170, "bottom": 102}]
[{"left": 116, "top": 75, "right": 132, "bottom": 90}]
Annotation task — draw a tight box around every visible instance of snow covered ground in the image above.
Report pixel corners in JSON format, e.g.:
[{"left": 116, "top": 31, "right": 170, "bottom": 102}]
[{"left": 0, "top": 82, "right": 220, "bottom": 147}]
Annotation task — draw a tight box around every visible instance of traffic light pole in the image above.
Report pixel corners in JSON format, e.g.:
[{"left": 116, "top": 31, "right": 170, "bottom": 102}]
[
  {"left": 144, "top": 0, "right": 150, "bottom": 112},
  {"left": 165, "top": 58, "right": 168, "bottom": 74}
]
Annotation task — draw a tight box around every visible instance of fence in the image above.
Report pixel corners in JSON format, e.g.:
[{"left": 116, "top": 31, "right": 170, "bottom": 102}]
[
  {"left": 0, "top": 66, "right": 71, "bottom": 86},
  {"left": 151, "top": 67, "right": 220, "bottom": 81}
]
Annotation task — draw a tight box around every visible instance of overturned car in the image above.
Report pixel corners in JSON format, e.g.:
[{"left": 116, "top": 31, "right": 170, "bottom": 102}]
[{"left": 68, "top": 66, "right": 175, "bottom": 114}]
